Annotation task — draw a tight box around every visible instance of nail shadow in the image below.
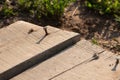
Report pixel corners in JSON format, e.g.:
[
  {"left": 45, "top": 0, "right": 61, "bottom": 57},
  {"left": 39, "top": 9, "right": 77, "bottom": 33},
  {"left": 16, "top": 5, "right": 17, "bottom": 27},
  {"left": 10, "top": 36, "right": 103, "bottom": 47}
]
[{"left": 36, "top": 35, "right": 47, "bottom": 44}]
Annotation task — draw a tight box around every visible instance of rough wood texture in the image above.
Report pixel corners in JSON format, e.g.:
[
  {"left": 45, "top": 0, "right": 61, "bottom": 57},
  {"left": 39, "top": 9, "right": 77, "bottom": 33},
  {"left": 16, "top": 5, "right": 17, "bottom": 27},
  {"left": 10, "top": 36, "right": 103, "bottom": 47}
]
[
  {"left": 11, "top": 39, "right": 120, "bottom": 80},
  {"left": 0, "top": 21, "right": 80, "bottom": 80}
]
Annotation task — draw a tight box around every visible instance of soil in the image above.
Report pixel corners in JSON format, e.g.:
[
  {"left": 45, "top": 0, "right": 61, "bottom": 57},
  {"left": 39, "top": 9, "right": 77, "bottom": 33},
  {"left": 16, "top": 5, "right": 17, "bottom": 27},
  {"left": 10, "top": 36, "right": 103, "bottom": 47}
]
[
  {"left": 62, "top": 1, "right": 120, "bottom": 54},
  {"left": 0, "top": 0, "right": 120, "bottom": 54}
]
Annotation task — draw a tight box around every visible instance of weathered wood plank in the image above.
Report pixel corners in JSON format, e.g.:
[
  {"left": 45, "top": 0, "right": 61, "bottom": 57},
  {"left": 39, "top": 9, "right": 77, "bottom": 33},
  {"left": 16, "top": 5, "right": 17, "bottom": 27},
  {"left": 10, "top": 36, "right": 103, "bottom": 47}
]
[
  {"left": 11, "top": 39, "right": 120, "bottom": 80},
  {"left": 0, "top": 21, "right": 80, "bottom": 80}
]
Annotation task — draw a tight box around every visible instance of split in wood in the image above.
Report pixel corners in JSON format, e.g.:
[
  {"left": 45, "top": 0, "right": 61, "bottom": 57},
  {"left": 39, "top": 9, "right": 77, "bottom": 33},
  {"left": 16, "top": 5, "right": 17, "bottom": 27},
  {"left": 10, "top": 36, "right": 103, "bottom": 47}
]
[
  {"left": 49, "top": 51, "right": 104, "bottom": 80},
  {"left": 88, "top": 50, "right": 105, "bottom": 62},
  {"left": 88, "top": 53, "right": 99, "bottom": 62},
  {"left": 92, "top": 53, "right": 99, "bottom": 60}
]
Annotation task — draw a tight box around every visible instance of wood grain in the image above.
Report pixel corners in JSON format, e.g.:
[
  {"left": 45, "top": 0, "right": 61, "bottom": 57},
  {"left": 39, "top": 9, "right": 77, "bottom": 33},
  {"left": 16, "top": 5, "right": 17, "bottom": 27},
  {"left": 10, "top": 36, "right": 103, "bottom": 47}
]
[{"left": 0, "top": 21, "right": 80, "bottom": 80}]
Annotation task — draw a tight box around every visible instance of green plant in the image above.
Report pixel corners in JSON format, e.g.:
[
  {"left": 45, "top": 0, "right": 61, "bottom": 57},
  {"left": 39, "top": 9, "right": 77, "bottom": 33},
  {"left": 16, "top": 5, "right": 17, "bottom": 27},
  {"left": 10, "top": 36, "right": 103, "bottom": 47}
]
[
  {"left": 39, "top": 0, "right": 74, "bottom": 18},
  {"left": 85, "top": 0, "right": 120, "bottom": 15},
  {"left": 0, "top": 4, "right": 15, "bottom": 18},
  {"left": 0, "top": 0, "right": 75, "bottom": 20},
  {"left": 17, "top": 0, "right": 75, "bottom": 19},
  {"left": 18, "top": 0, "right": 33, "bottom": 11}
]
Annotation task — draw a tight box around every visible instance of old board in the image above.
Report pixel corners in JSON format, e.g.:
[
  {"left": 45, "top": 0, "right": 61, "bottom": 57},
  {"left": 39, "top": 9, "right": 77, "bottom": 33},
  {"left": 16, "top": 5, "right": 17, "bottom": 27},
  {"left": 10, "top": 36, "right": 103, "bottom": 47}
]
[{"left": 0, "top": 21, "right": 80, "bottom": 80}]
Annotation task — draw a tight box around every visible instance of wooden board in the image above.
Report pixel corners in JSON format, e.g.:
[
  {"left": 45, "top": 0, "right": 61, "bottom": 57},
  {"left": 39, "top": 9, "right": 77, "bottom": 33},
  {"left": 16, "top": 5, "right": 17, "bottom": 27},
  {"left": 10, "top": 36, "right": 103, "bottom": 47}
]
[
  {"left": 11, "top": 39, "right": 120, "bottom": 80},
  {"left": 0, "top": 21, "right": 80, "bottom": 80}
]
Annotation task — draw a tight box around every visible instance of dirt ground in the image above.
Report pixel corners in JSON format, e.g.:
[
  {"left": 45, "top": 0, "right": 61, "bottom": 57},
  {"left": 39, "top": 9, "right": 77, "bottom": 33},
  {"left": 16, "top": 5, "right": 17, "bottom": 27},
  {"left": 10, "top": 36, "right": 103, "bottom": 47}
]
[
  {"left": 62, "top": 1, "right": 120, "bottom": 54},
  {"left": 0, "top": 0, "right": 120, "bottom": 54}
]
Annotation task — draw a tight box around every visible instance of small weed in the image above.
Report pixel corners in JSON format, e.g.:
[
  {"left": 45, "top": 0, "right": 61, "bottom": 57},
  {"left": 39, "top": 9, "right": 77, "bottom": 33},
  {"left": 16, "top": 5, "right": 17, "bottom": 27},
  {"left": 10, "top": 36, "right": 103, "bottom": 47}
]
[{"left": 91, "top": 38, "right": 99, "bottom": 45}]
